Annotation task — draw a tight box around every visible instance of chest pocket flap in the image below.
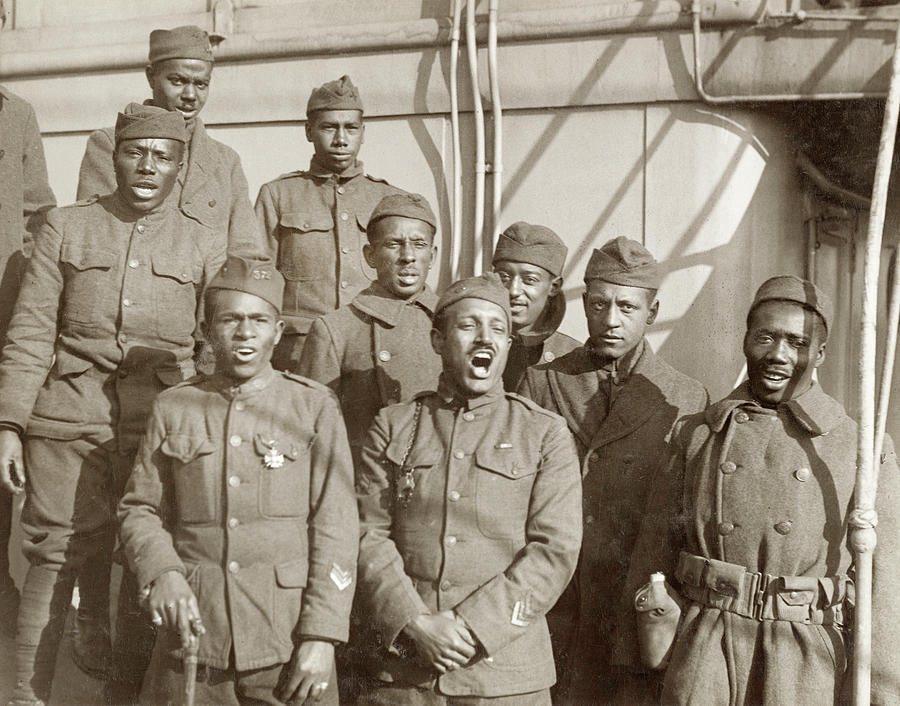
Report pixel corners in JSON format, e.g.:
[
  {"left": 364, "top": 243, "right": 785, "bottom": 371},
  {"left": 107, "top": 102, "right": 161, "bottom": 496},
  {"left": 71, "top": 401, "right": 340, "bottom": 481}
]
[
  {"left": 275, "top": 559, "right": 309, "bottom": 588},
  {"left": 280, "top": 212, "right": 332, "bottom": 233},
  {"left": 475, "top": 445, "right": 539, "bottom": 480},
  {"left": 253, "top": 433, "right": 311, "bottom": 461},
  {"left": 161, "top": 434, "right": 216, "bottom": 464},
  {"left": 60, "top": 243, "right": 117, "bottom": 271},
  {"left": 151, "top": 251, "right": 201, "bottom": 284},
  {"left": 384, "top": 437, "right": 442, "bottom": 469}
]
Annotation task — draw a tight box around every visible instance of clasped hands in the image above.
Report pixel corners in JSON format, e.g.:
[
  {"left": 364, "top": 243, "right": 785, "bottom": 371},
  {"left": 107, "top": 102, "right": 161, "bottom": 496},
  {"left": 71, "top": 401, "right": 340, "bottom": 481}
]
[{"left": 403, "top": 610, "right": 480, "bottom": 674}]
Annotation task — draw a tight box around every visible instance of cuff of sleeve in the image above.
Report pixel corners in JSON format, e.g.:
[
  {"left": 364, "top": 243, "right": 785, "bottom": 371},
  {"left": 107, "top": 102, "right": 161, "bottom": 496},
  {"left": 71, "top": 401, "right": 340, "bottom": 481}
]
[
  {"left": 0, "top": 422, "right": 23, "bottom": 436},
  {"left": 454, "top": 590, "right": 517, "bottom": 657},
  {"left": 136, "top": 558, "right": 186, "bottom": 593},
  {"left": 297, "top": 616, "right": 349, "bottom": 645}
]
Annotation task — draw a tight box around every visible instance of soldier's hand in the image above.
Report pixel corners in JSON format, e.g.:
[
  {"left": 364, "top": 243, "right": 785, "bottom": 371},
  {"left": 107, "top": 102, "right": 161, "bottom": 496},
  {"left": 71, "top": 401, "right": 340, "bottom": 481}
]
[
  {"left": 0, "top": 430, "right": 24, "bottom": 495},
  {"left": 402, "top": 610, "right": 477, "bottom": 673},
  {"left": 147, "top": 570, "right": 205, "bottom": 650},
  {"left": 275, "top": 639, "right": 333, "bottom": 704}
]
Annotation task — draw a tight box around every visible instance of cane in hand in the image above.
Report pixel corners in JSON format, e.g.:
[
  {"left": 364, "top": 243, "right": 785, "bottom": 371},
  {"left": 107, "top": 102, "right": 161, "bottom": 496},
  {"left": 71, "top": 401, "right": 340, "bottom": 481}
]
[{"left": 183, "top": 630, "right": 199, "bottom": 706}]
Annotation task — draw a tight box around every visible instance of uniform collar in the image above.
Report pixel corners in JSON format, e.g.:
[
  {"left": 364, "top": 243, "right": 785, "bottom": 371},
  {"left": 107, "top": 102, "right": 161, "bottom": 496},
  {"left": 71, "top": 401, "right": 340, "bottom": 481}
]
[
  {"left": 516, "top": 290, "right": 567, "bottom": 348},
  {"left": 584, "top": 338, "right": 644, "bottom": 385},
  {"left": 108, "top": 191, "right": 173, "bottom": 223},
  {"left": 436, "top": 374, "right": 505, "bottom": 411},
  {"left": 705, "top": 380, "right": 845, "bottom": 435},
  {"left": 209, "top": 364, "right": 276, "bottom": 399},
  {"left": 307, "top": 156, "right": 364, "bottom": 180},
  {"left": 352, "top": 283, "right": 437, "bottom": 326}
]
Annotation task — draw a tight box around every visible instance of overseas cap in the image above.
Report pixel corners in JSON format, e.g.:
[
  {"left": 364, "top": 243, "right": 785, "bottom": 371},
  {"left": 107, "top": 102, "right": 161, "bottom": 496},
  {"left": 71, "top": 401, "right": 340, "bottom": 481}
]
[
  {"left": 148, "top": 25, "right": 214, "bottom": 64},
  {"left": 435, "top": 273, "right": 511, "bottom": 325},
  {"left": 492, "top": 221, "right": 567, "bottom": 277},
  {"left": 584, "top": 236, "right": 660, "bottom": 289},
  {"left": 115, "top": 102, "right": 187, "bottom": 144},
  {"left": 206, "top": 256, "right": 284, "bottom": 314},
  {"left": 307, "top": 75, "right": 364, "bottom": 116},
  {"left": 749, "top": 275, "right": 832, "bottom": 334},
  {"left": 368, "top": 193, "right": 437, "bottom": 233}
]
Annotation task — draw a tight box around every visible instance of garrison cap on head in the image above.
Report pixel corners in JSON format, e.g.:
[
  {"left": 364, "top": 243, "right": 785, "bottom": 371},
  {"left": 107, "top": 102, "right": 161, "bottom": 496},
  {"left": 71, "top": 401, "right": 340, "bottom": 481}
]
[
  {"left": 306, "top": 75, "right": 364, "bottom": 116},
  {"left": 749, "top": 275, "right": 833, "bottom": 334},
  {"left": 492, "top": 221, "right": 567, "bottom": 277},
  {"left": 435, "top": 273, "right": 511, "bottom": 324},
  {"left": 148, "top": 25, "right": 214, "bottom": 64},
  {"left": 584, "top": 236, "right": 660, "bottom": 290},
  {"left": 206, "top": 256, "right": 284, "bottom": 314},
  {"left": 114, "top": 102, "right": 187, "bottom": 144},
  {"left": 368, "top": 193, "right": 437, "bottom": 233}
]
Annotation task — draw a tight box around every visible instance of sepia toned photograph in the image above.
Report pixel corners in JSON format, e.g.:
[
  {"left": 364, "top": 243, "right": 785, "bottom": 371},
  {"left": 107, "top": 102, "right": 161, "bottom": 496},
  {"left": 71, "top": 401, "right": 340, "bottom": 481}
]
[{"left": 0, "top": 0, "right": 896, "bottom": 704}]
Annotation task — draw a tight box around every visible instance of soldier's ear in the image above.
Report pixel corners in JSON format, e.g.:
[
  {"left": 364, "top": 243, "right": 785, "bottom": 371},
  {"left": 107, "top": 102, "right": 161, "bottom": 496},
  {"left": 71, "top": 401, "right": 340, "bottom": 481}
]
[
  {"left": 430, "top": 327, "right": 444, "bottom": 356},
  {"left": 549, "top": 275, "right": 563, "bottom": 298},
  {"left": 273, "top": 318, "right": 285, "bottom": 347},
  {"left": 363, "top": 242, "right": 375, "bottom": 269},
  {"left": 144, "top": 64, "right": 155, "bottom": 90},
  {"left": 646, "top": 297, "right": 659, "bottom": 325}
]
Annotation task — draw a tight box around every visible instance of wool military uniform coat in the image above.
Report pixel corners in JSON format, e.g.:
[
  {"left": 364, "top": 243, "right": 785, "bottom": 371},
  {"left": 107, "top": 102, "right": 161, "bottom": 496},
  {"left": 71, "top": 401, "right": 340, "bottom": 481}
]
[
  {"left": 620, "top": 381, "right": 900, "bottom": 706},
  {"left": 356, "top": 380, "right": 583, "bottom": 697},
  {"left": 0, "top": 193, "right": 224, "bottom": 449},
  {"left": 119, "top": 366, "right": 358, "bottom": 671},
  {"left": 77, "top": 117, "right": 263, "bottom": 258},
  {"left": 297, "top": 283, "right": 441, "bottom": 461},
  {"left": 502, "top": 290, "right": 578, "bottom": 395},
  {"left": 523, "top": 341, "right": 708, "bottom": 701},
  {"left": 0, "top": 86, "right": 55, "bottom": 336},
  {"left": 254, "top": 158, "right": 406, "bottom": 337}
]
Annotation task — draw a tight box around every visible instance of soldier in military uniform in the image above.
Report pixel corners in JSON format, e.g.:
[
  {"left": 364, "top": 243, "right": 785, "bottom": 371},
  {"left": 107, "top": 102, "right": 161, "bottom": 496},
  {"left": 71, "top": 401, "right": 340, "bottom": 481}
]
[
  {"left": 74, "top": 26, "right": 264, "bottom": 678},
  {"left": 356, "top": 273, "right": 582, "bottom": 705},
  {"left": 0, "top": 84, "right": 56, "bottom": 638},
  {"left": 491, "top": 222, "right": 578, "bottom": 394},
  {"left": 297, "top": 191, "right": 441, "bottom": 701},
  {"left": 118, "top": 256, "right": 358, "bottom": 706},
  {"left": 621, "top": 276, "right": 900, "bottom": 705},
  {"left": 522, "top": 237, "right": 707, "bottom": 704},
  {"left": 298, "top": 191, "right": 441, "bottom": 463},
  {"left": 255, "top": 75, "right": 409, "bottom": 369},
  {"left": 0, "top": 104, "right": 224, "bottom": 706},
  {"left": 76, "top": 25, "right": 262, "bottom": 257}
]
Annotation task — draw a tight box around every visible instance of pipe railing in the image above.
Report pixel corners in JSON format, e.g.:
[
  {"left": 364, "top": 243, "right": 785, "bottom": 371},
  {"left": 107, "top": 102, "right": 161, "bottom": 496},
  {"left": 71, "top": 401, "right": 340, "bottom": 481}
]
[
  {"left": 449, "top": 0, "right": 464, "bottom": 282},
  {"left": 465, "top": 0, "right": 486, "bottom": 276},
  {"left": 852, "top": 17, "right": 900, "bottom": 706}
]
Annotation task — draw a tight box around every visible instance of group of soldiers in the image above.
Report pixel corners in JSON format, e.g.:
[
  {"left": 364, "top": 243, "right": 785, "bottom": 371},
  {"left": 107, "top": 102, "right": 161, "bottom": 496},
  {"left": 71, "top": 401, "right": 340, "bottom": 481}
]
[{"left": 0, "top": 21, "right": 898, "bottom": 706}]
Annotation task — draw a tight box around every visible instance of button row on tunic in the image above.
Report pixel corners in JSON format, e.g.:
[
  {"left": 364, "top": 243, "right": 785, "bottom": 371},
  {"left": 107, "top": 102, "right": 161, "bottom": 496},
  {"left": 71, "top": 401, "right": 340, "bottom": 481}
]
[
  {"left": 228, "top": 561, "right": 240, "bottom": 574},
  {"left": 229, "top": 435, "right": 242, "bottom": 447},
  {"left": 717, "top": 521, "right": 735, "bottom": 536},
  {"left": 734, "top": 411, "right": 750, "bottom": 424},
  {"left": 720, "top": 461, "right": 737, "bottom": 474}
]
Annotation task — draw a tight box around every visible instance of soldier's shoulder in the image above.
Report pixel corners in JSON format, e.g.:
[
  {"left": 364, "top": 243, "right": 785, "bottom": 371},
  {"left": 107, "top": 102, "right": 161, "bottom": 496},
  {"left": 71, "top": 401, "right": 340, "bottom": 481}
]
[
  {"left": 505, "top": 390, "right": 566, "bottom": 423},
  {"left": 651, "top": 356, "right": 708, "bottom": 402},
  {"left": 540, "top": 331, "right": 581, "bottom": 364},
  {"left": 279, "top": 370, "right": 339, "bottom": 399},
  {"left": 46, "top": 195, "right": 106, "bottom": 224},
  {"left": 154, "top": 376, "right": 208, "bottom": 407},
  {"left": 268, "top": 170, "right": 310, "bottom": 184}
]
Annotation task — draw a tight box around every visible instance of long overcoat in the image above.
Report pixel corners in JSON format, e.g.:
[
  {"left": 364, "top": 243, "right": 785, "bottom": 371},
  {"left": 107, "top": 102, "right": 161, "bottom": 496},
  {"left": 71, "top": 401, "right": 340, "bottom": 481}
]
[
  {"left": 0, "top": 86, "right": 55, "bottom": 335},
  {"left": 523, "top": 341, "right": 707, "bottom": 700},
  {"left": 621, "top": 381, "right": 900, "bottom": 705}
]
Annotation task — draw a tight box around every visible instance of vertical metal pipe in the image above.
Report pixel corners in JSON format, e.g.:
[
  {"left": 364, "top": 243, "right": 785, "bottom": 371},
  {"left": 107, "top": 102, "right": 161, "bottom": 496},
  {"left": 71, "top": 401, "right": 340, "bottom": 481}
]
[
  {"left": 876, "top": 247, "right": 900, "bottom": 467},
  {"left": 853, "top": 18, "right": 900, "bottom": 706},
  {"left": 487, "top": 0, "right": 503, "bottom": 263},
  {"left": 466, "top": 0, "right": 486, "bottom": 276},
  {"left": 449, "top": 0, "right": 464, "bottom": 282}
]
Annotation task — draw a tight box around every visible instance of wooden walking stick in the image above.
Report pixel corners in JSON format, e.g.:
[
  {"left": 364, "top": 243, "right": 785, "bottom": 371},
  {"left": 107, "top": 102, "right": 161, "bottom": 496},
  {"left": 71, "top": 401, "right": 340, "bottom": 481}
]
[
  {"left": 183, "top": 631, "right": 199, "bottom": 706},
  {"left": 853, "top": 17, "right": 900, "bottom": 706}
]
